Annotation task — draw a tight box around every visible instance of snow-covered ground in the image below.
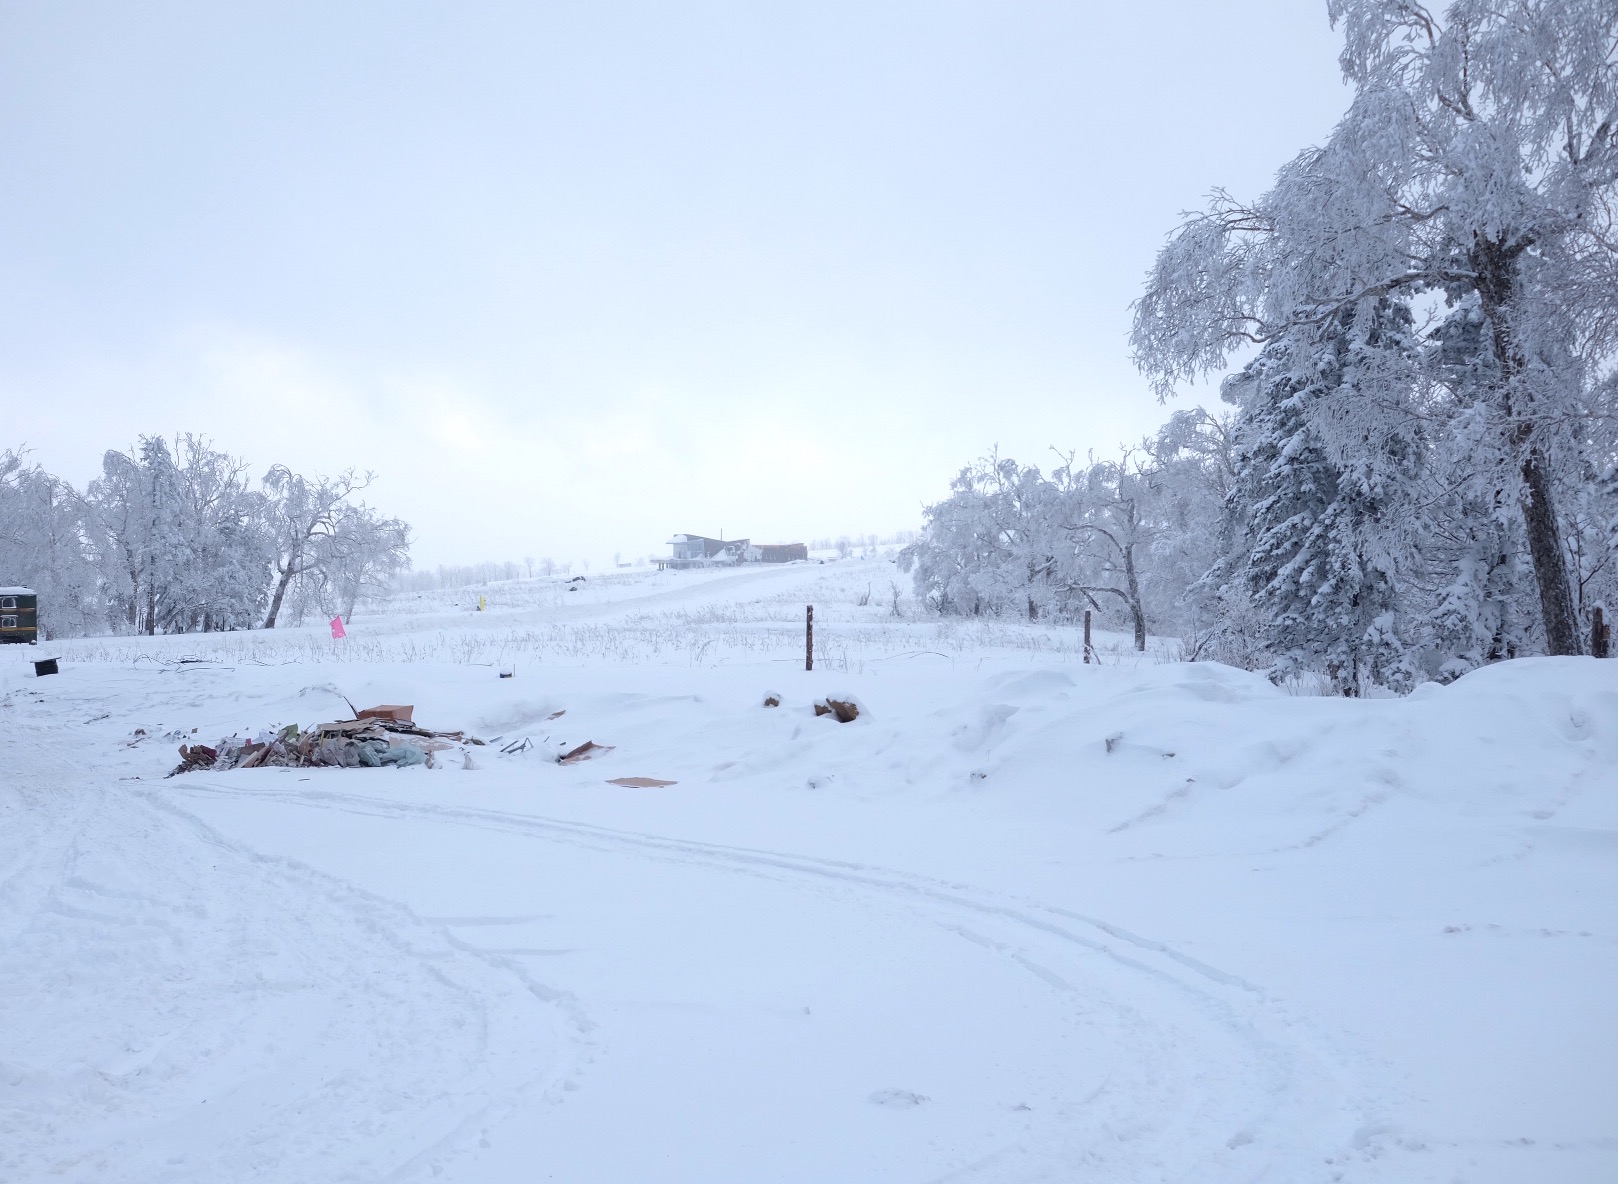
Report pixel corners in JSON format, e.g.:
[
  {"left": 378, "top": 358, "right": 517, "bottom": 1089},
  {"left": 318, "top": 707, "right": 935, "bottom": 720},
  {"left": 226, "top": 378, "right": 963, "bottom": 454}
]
[{"left": 4, "top": 558, "right": 1614, "bottom": 1183}]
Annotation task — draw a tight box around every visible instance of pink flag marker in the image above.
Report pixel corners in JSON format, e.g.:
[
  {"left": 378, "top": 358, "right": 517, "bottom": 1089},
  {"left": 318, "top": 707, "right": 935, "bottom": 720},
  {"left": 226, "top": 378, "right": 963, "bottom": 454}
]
[{"left": 330, "top": 616, "right": 347, "bottom": 639}]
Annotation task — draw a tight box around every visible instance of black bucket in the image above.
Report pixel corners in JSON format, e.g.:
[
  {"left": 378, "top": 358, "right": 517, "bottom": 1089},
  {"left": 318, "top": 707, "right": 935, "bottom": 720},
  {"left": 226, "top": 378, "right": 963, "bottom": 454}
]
[{"left": 34, "top": 658, "right": 58, "bottom": 677}]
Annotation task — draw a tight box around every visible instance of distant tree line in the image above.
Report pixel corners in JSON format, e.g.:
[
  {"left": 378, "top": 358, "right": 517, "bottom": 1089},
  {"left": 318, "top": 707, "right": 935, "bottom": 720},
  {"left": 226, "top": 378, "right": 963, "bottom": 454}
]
[
  {"left": 904, "top": 3, "right": 1618, "bottom": 694},
  {"left": 0, "top": 435, "right": 410, "bottom": 639},
  {"left": 394, "top": 558, "right": 574, "bottom": 592},
  {"left": 808, "top": 531, "right": 920, "bottom": 558}
]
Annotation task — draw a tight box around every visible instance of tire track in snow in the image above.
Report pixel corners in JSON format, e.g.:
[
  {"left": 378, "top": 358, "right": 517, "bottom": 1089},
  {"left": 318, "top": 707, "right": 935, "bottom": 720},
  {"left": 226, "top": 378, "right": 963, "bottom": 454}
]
[
  {"left": 170, "top": 780, "right": 1379, "bottom": 1182},
  {"left": 0, "top": 720, "right": 585, "bottom": 1184}
]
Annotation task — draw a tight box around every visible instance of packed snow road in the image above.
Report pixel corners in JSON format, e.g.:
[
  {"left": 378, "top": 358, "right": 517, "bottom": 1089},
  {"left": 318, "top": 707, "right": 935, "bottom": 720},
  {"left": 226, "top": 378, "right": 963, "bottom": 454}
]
[{"left": 4, "top": 562, "right": 1615, "bottom": 1182}]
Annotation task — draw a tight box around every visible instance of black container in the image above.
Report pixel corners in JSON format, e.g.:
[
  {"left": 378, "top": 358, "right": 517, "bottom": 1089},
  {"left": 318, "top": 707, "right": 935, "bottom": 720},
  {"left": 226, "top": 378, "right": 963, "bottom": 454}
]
[{"left": 33, "top": 657, "right": 58, "bottom": 677}]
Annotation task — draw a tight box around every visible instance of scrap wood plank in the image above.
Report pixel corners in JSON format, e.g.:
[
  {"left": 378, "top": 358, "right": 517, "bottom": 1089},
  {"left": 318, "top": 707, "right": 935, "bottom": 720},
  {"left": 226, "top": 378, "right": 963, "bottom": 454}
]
[
  {"left": 317, "top": 719, "right": 378, "bottom": 734},
  {"left": 558, "top": 741, "right": 614, "bottom": 764},
  {"left": 605, "top": 776, "right": 677, "bottom": 788}
]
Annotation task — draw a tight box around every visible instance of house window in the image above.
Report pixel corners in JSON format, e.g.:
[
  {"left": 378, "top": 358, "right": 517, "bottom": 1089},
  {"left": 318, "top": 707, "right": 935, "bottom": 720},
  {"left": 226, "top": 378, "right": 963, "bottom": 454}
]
[
  {"left": 0, "top": 597, "right": 14, "bottom": 610},
  {"left": 1, "top": 616, "right": 16, "bottom": 629}
]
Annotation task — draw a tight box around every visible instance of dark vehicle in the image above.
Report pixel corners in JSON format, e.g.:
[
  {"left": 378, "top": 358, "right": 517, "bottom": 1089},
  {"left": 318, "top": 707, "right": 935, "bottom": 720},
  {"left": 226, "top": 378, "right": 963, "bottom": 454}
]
[{"left": 0, "top": 587, "right": 38, "bottom": 644}]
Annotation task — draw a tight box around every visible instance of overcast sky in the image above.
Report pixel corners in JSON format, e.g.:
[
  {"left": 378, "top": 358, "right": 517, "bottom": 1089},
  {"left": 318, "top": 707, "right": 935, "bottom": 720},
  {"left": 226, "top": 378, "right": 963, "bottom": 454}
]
[{"left": 0, "top": 2, "right": 1350, "bottom": 568}]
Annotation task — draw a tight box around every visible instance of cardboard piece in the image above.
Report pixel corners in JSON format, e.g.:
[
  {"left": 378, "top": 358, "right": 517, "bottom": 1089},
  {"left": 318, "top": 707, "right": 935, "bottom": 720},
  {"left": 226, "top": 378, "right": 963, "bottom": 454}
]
[{"left": 357, "top": 704, "right": 414, "bottom": 723}]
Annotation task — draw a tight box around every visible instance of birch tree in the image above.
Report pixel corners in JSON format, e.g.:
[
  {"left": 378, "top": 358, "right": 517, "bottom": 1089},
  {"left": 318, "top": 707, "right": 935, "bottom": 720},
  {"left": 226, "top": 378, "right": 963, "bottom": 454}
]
[
  {"left": 1133, "top": 0, "right": 1618, "bottom": 656},
  {"left": 260, "top": 466, "right": 372, "bottom": 628},
  {"left": 316, "top": 505, "right": 412, "bottom": 623},
  {"left": 1063, "top": 452, "right": 1160, "bottom": 651}
]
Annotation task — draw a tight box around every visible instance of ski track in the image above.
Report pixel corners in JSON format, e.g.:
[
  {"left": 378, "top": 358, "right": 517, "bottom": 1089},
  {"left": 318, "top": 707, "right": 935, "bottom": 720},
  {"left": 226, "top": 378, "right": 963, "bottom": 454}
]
[{"left": 165, "top": 778, "right": 1382, "bottom": 1182}]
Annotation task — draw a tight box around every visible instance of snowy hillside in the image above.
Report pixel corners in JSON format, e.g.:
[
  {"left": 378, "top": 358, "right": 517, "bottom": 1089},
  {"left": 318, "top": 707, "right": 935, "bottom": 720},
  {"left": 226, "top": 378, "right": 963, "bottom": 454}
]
[{"left": 3, "top": 558, "right": 1614, "bottom": 1183}]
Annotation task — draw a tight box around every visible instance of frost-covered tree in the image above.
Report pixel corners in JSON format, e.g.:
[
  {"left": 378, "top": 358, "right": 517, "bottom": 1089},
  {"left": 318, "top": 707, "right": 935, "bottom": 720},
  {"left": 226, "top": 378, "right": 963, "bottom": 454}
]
[
  {"left": 1150, "top": 409, "right": 1255, "bottom": 661},
  {"left": 899, "top": 446, "right": 1226, "bottom": 650},
  {"left": 1062, "top": 451, "right": 1163, "bottom": 651},
  {"left": 0, "top": 450, "right": 104, "bottom": 638},
  {"left": 7, "top": 437, "right": 410, "bottom": 637},
  {"left": 1410, "top": 300, "right": 1543, "bottom": 672},
  {"left": 1216, "top": 301, "right": 1425, "bottom": 693},
  {"left": 86, "top": 439, "right": 190, "bottom": 635},
  {"left": 84, "top": 436, "right": 273, "bottom": 634},
  {"left": 899, "top": 454, "right": 1069, "bottom": 620},
  {"left": 1134, "top": 0, "right": 1618, "bottom": 656},
  {"left": 260, "top": 466, "right": 374, "bottom": 628},
  {"left": 166, "top": 436, "right": 273, "bottom": 631},
  {"left": 310, "top": 504, "right": 412, "bottom": 623}
]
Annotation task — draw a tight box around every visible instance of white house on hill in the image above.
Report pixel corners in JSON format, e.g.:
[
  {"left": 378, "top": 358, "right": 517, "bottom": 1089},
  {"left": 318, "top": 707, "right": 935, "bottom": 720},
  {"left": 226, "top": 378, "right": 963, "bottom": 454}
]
[{"left": 659, "top": 535, "right": 807, "bottom": 570}]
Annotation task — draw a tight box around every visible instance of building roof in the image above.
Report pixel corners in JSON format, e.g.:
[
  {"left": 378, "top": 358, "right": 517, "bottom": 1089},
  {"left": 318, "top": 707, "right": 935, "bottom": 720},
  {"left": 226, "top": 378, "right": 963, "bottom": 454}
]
[
  {"left": 666, "top": 535, "right": 749, "bottom": 548},
  {"left": 0, "top": 587, "right": 35, "bottom": 595}
]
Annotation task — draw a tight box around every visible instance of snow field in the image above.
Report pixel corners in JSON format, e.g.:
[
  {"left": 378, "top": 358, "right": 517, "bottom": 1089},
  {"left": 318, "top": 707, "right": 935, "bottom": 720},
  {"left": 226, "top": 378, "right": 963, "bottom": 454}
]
[
  {"left": 3, "top": 559, "right": 1615, "bottom": 1182},
  {"left": 40, "top": 560, "right": 1157, "bottom": 671},
  {"left": 0, "top": 738, "right": 580, "bottom": 1183}
]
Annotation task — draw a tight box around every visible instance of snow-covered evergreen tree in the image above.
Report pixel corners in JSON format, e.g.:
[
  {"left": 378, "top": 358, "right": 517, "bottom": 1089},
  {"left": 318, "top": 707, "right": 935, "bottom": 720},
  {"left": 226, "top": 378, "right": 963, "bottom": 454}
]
[{"left": 1217, "top": 302, "right": 1423, "bottom": 693}]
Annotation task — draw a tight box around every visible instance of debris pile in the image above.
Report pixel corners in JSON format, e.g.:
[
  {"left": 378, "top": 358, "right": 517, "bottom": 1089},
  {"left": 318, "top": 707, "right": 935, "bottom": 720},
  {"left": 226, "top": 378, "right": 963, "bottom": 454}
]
[{"left": 170, "top": 706, "right": 484, "bottom": 776}]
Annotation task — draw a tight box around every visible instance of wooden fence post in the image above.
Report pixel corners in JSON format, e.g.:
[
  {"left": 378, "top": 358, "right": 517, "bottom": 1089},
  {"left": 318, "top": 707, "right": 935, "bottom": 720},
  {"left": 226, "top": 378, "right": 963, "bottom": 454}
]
[
  {"left": 806, "top": 604, "right": 814, "bottom": 671},
  {"left": 1083, "top": 610, "right": 1092, "bottom": 664},
  {"left": 1594, "top": 605, "right": 1610, "bottom": 659}
]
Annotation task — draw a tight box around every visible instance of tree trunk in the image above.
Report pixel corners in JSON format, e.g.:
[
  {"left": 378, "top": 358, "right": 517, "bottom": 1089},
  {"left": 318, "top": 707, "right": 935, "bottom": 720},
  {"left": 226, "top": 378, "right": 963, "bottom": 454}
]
[
  {"left": 1475, "top": 237, "right": 1581, "bottom": 657},
  {"left": 1123, "top": 543, "right": 1147, "bottom": 651},
  {"left": 1520, "top": 450, "right": 1581, "bottom": 655},
  {"left": 123, "top": 546, "right": 140, "bottom": 632},
  {"left": 264, "top": 567, "right": 295, "bottom": 629}
]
